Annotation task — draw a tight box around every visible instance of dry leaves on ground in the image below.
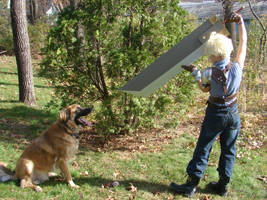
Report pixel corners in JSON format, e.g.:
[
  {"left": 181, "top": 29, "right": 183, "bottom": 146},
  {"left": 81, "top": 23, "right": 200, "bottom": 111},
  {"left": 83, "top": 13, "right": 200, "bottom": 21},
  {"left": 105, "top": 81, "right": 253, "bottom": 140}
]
[{"left": 126, "top": 183, "right": 137, "bottom": 192}]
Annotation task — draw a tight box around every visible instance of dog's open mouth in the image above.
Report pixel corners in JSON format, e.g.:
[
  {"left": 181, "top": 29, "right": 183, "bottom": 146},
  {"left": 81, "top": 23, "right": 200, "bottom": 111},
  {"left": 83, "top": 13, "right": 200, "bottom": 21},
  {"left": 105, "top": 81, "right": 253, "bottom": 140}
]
[
  {"left": 76, "top": 118, "right": 92, "bottom": 127},
  {"left": 75, "top": 107, "right": 93, "bottom": 126}
]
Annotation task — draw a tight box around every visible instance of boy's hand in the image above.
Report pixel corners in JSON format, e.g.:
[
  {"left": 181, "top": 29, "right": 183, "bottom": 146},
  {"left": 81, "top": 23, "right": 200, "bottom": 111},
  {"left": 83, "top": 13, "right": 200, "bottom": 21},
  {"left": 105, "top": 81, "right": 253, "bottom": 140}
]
[
  {"left": 223, "top": 7, "right": 244, "bottom": 24},
  {"left": 225, "top": 12, "right": 242, "bottom": 23},
  {"left": 182, "top": 65, "right": 201, "bottom": 82}
]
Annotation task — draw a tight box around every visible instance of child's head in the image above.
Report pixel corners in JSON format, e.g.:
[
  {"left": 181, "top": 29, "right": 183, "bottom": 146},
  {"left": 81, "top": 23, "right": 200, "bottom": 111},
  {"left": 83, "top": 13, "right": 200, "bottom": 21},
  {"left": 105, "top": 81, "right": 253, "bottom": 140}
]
[{"left": 204, "top": 32, "right": 233, "bottom": 60}]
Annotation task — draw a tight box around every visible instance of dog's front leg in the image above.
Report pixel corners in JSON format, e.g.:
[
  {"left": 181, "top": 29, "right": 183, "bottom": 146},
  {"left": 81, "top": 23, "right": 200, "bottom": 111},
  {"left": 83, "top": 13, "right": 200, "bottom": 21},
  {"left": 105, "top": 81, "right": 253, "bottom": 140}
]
[{"left": 57, "top": 158, "right": 79, "bottom": 188}]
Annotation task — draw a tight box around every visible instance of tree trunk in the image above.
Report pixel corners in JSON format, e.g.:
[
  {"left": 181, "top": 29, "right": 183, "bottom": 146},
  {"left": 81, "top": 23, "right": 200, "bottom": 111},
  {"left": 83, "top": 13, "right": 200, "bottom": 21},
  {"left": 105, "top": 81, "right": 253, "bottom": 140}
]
[
  {"left": 70, "top": 0, "right": 80, "bottom": 7},
  {"left": 10, "top": 0, "right": 37, "bottom": 106},
  {"left": 70, "top": 0, "right": 85, "bottom": 46},
  {"left": 223, "top": 0, "right": 237, "bottom": 49},
  {"left": 29, "top": 0, "right": 38, "bottom": 24}
]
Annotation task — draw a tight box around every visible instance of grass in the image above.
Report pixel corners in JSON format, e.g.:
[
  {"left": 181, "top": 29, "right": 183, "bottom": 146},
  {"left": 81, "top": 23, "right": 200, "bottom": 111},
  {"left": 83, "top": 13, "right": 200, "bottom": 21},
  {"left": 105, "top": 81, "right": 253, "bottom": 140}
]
[{"left": 0, "top": 56, "right": 266, "bottom": 200}]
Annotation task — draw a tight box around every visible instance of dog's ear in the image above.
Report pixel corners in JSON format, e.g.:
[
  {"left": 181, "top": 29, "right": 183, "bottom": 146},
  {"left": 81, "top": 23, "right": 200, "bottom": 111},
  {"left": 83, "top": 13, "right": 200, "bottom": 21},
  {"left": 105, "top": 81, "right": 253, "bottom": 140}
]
[{"left": 58, "top": 108, "right": 70, "bottom": 122}]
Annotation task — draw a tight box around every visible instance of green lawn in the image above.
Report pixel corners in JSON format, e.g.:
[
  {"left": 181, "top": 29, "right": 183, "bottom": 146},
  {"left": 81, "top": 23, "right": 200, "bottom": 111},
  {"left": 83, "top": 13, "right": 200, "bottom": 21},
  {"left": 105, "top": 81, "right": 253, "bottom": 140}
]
[{"left": 0, "top": 56, "right": 266, "bottom": 200}]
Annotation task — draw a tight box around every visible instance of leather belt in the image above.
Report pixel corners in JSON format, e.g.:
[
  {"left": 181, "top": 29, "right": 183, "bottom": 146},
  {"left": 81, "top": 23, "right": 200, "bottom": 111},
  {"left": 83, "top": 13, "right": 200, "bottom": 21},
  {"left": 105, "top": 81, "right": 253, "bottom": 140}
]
[
  {"left": 208, "top": 99, "right": 237, "bottom": 108},
  {"left": 209, "top": 93, "right": 237, "bottom": 104}
]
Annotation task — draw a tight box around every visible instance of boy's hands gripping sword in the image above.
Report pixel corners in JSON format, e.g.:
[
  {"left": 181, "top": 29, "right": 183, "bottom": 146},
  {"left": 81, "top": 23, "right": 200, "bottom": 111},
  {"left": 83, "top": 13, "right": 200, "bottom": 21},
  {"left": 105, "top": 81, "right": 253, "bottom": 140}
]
[
  {"left": 223, "top": 7, "right": 244, "bottom": 24},
  {"left": 181, "top": 65, "right": 201, "bottom": 82}
]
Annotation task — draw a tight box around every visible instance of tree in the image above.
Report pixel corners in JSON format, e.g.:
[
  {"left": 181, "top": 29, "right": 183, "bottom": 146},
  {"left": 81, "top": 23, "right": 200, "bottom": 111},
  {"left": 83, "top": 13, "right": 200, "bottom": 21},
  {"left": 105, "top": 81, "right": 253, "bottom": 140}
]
[
  {"left": 28, "top": 0, "right": 38, "bottom": 24},
  {"left": 41, "top": 0, "right": 195, "bottom": 135},
  {"left": 10, "top": 0, "right": 37, "bottom": 106},
  {"left": 220, "top": 0, "right": 237, "bottom": 49}
]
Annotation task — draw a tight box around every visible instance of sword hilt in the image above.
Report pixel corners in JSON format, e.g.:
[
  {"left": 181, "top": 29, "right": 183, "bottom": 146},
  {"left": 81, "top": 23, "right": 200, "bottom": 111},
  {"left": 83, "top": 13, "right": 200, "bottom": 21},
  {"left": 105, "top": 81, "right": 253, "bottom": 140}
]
[{"left": 223, "top": 7, "right": 244, "bottom": 24}]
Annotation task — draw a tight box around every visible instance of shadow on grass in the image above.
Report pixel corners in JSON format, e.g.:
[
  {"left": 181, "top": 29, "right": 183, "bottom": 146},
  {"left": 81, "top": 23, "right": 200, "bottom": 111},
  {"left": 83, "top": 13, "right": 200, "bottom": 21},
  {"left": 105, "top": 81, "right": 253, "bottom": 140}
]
[
  {"left": 0, "top": 71, "right": 45, "bottom": 78},
  {"left": 0, "top": 71, "right": 18, "bottom": 75},
  {"left": 0, "top": 105, "right": 56, "bottom": 142},
  {"left": 0, "top": 81, "right": 53, "bottom": 89},
  {"left": 42, "top": 176, "right": 171, "bottom": 194},
  {"left": 41, "top": 176, "right": 213, "bottom": 196},
  {"left": 0, "top": 100, "right": 20, "bottom": 103}
]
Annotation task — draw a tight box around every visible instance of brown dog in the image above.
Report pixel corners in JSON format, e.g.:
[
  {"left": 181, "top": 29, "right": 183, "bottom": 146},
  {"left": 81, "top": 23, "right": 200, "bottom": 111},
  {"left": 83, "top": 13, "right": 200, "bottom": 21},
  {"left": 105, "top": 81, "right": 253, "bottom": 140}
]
[{"left": 2, "top": 104, "right": 92, "bottom": 192}]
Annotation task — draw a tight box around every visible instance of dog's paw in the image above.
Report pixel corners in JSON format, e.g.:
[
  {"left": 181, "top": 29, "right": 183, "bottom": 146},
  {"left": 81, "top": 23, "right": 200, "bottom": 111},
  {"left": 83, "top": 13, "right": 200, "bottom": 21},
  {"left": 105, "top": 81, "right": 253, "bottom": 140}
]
[
  {"left": 71, "top": 184, "right": 80, "bottom": 189},
  {"left": 68, "top": 180, "right": 80, "bottom": 189},
  {"left": 34, "top": 186, "right": 43, "bottom": 192}
]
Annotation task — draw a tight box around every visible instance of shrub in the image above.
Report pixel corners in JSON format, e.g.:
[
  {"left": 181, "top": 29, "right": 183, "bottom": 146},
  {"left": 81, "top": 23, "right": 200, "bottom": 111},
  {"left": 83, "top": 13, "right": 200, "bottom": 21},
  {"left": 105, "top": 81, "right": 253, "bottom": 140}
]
[
  {"left": 40, "top": 0, "right": 196, "bottom": 135},
  {"left": 28, "top": 17, "right": 50, "bottom": 57},
  {"left": 0, "top": 4, "right": 50, "bottom": 57},
  {"left": 0, "top": 8, "right": 13, "bottom": 54},
  {"left": 244, "top": 19, "right": 266, "bottom": 89}
]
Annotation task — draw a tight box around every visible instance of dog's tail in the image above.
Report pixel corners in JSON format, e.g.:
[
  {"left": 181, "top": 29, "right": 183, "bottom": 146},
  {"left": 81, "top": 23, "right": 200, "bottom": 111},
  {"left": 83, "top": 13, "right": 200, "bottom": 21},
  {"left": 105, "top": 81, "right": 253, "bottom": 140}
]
[{"left": 0, "top": 162, "right": 16, "bottom": 182}]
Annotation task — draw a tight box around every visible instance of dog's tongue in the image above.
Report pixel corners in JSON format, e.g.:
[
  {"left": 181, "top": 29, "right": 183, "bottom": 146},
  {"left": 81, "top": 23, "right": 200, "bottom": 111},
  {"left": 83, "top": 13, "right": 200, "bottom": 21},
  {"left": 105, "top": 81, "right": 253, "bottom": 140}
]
[{"left": 78, "top": 118, "right": 92, "bottom": 126}]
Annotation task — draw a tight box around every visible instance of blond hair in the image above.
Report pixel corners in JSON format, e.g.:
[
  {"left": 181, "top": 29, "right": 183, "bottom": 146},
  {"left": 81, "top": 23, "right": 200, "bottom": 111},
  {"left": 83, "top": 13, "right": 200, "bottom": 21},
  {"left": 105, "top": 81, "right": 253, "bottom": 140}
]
[{"left": 204, "top": 32, "right": 233, "bottom": 59}]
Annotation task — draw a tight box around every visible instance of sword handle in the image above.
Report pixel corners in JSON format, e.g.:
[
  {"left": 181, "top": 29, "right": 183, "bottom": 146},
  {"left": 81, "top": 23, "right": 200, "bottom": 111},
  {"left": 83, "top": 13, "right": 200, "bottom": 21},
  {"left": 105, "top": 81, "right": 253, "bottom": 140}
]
[{"left": 223, "top": 6, "right": 244, "bottom": 24}]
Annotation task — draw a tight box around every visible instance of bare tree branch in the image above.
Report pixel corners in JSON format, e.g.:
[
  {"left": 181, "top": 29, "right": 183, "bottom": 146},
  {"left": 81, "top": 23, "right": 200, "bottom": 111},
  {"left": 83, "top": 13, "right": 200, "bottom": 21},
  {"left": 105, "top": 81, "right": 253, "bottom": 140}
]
[
  {"left": 248, "top": 0, "right": 266, "bottom": 32},
  {"left": 247, "top": 0, "right": 267, "bottom": 65}
]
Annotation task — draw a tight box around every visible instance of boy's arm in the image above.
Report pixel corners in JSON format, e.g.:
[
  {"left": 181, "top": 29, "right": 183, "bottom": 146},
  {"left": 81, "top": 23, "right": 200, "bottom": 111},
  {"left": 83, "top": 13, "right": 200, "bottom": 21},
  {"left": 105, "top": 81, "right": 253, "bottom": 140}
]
[{"left": 232, "top": 14, "right": 247, "bottom": 68}]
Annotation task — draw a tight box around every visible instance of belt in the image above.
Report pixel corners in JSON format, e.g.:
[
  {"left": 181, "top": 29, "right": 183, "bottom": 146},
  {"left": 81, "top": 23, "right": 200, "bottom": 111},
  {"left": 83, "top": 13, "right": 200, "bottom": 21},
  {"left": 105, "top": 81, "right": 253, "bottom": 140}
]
[
  {"left": 207, "top": 99, "right": 237, "bottom": 108},
  {"left": 209, "top": 93, "right": 237, "bottom": 104}
]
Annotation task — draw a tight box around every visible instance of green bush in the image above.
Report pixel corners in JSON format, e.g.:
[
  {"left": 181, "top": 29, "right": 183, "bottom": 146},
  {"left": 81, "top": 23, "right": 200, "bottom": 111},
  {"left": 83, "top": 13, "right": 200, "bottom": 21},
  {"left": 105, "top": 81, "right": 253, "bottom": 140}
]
[
  {"left": 247, "top": 20, "right": 264, "bottom": 62},
  {"left": 0, "top": 9, "right": 13, "bottom": 54},
  {"left": 245, "top": 19, "right": 266, "bottom": 88},
  {"left": 28, "top": 18, "right": 50, "bottom": 57},
  {"left": 0, "top": 6, "right": 50, "bottom": 56},
  {"left": 40, "top": 0, "right": 196, "bottom": 135}
]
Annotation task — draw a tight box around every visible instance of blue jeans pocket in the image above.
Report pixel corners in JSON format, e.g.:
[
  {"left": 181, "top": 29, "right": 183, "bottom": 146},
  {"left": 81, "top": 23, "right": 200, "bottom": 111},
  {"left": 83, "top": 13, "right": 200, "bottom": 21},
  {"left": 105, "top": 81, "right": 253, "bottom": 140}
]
[
  {"left": 229, "top": 109, "right": 241, "bottom": 130},
  {"left": 204, "top": 112, "right": 225, "bottom": 132}
]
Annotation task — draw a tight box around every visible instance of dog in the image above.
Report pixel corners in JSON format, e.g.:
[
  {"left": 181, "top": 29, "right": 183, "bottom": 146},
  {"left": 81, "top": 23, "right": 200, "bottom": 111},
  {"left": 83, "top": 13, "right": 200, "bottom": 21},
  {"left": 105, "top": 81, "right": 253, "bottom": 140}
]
[{"left": 0, "top": 104, "right": 92, "bottom": 192}]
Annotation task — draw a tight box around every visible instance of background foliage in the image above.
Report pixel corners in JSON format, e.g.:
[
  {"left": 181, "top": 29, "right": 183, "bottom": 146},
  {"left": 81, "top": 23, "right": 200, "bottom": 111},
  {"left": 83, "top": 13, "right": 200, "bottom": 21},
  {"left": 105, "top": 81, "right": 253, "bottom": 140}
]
[
  {"left": 0, "top": 14, "right": 49, "bottom": 57},
  {"left": 0, "top": 2, "right": 13, "bottom": 54},
  {"left": 40, "top": 0, "right": 196, "bottom": 135}
]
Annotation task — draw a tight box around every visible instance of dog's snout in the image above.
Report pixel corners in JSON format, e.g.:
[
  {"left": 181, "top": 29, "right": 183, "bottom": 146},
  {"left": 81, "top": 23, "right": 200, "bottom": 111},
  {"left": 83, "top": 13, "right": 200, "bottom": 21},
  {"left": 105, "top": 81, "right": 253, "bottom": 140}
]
[{"left": 79, "top": 107, "right": 93, "bottom": 116}]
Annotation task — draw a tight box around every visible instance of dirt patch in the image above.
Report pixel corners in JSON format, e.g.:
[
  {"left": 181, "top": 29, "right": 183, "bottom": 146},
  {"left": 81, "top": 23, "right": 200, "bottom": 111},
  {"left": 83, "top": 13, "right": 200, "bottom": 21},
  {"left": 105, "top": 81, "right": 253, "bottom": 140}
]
[{"left": 79, "top": 113, "right": 205, "bottom": 153}]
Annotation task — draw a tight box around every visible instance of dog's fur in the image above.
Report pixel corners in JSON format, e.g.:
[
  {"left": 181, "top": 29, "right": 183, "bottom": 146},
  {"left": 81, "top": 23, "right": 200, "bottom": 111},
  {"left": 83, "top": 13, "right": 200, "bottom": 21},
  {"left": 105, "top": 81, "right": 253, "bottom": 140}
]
[{"left": 0, "top": 104, "right": 92, "bottom": 192}]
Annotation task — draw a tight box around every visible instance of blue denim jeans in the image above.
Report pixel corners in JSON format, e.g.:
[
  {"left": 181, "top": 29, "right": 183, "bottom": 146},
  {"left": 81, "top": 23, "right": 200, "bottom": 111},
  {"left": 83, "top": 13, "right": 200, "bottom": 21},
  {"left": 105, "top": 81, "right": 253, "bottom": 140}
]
[{"left": 186, "top": 103, "right": 241, "bottom": 180}]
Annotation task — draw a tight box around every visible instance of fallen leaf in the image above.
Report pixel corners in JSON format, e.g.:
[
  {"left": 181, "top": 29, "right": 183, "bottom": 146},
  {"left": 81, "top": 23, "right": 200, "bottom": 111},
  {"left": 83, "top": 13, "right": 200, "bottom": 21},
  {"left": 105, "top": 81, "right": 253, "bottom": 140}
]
[
  {"left": 188, "top": 141, "right": 195, "bottom": 148},
  {"left": 78, "top": 192, "right": 83, "bottom": 199},
  {"left": 72, "top": 161, "right": 79, "bottom": 168},
  {"left": 126, "top": 183, "right": 137, "bottom": 192},
  {"left": 113, "top": 171, "right": 120, "bottom": 179},
  {"left": 208, "top": 160, "right": 217, "bottom": 167},
  {"left": 82, "top": 171, "right": 89, "bottom": 176},
  {"left": 257, "top": 175, "right": 267, "bottom": 184},
  {"left": 152, "top": 190, "right": 160, "bottom": 195},
  {"left": 200, "top": 194, "right": 213, "bottom": 200},
  {"left": 104, "top": 183, "right": 112, "bottom": 188},
  {"left": 105, "top": 196, "right": 116, "bottom": 200}
]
